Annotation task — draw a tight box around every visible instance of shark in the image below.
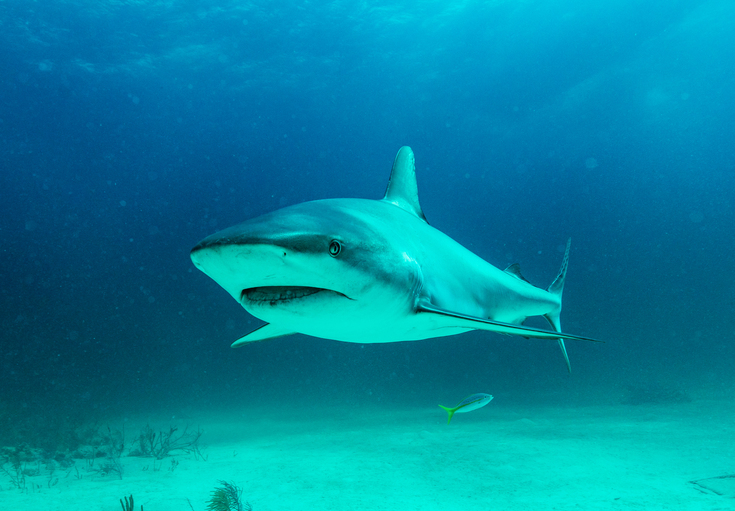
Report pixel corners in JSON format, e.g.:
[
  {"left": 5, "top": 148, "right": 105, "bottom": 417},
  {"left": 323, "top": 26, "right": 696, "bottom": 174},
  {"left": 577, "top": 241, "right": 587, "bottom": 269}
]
[{"left": 190, "top": 146, "right": 601, "bottom": 372}]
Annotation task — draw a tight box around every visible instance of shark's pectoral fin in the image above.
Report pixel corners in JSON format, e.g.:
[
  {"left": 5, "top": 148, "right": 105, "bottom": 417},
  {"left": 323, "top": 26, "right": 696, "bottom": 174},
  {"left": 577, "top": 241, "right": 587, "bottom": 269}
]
[
  {"left": 231, "top": 323, "right": 296, "bottom": 348},
  {"left": 416, "top": 301, "right": 602, "bottom": 344}
]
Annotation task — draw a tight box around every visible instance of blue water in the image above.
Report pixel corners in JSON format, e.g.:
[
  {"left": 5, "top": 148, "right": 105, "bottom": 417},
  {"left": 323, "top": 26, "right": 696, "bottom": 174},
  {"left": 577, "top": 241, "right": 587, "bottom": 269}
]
[{"left": 1, "top": 0, "right": 733, "bottom": 444}]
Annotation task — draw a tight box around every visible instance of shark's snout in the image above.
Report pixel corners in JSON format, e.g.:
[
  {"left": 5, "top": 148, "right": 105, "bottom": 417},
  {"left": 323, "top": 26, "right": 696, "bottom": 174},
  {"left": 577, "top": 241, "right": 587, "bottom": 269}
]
[{"left": 190, "top": 241, "right": 292, "bottom": 301}]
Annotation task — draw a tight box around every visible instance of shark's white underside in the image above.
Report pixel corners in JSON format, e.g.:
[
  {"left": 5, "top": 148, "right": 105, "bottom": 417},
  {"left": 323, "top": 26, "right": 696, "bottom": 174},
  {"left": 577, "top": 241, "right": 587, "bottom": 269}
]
[{"left": 191, "top": 147, "right": 601, "bottom": 371}]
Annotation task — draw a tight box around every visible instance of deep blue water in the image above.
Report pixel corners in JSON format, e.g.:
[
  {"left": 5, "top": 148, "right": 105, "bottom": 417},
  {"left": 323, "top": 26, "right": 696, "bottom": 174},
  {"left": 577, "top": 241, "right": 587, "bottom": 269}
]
[{"left": 1, "top": 0, "right": 734, "bottom": 433}]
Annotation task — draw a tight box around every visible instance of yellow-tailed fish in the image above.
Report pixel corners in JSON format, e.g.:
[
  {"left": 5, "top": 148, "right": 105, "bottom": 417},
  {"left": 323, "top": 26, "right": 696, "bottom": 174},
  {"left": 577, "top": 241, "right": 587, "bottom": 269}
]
[{"left": 439, "top": 393, "right": 493, "bottom": 424}]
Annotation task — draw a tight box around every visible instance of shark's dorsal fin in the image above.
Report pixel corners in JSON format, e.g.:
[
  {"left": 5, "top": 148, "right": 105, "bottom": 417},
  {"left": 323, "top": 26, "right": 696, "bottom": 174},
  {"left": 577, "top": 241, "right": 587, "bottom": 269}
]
[
  {"left": 382, "top": 146, "right": 427, "bottom": 222},
  {"left": 231, "top": 323, "right": 295, "bottom": 348},
  {"left": 503, "top": 263, "right": 530, "bottom": 283}
]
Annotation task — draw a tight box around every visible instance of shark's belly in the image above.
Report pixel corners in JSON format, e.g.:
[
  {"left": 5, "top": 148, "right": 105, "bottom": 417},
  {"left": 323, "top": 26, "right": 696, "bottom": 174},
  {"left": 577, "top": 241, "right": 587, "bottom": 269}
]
[
  {"left": 241, "top": 289, "right": 472, "bottom": 343},
  {"left": 298, "top": 319, "right": 475, "bottom": 344}
]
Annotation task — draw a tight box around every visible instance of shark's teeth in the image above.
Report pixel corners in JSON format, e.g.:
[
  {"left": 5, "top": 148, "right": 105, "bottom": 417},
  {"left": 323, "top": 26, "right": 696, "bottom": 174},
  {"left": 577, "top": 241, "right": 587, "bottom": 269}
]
[{"left": 241, "top": 286, "right": 324, "bottom": 304}]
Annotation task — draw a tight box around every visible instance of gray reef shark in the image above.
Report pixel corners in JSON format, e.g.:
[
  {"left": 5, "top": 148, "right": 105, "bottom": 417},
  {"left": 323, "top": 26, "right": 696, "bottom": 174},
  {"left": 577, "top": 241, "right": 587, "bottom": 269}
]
[{"left": 191, "top": 146, "right": 601, "bottom": 372}]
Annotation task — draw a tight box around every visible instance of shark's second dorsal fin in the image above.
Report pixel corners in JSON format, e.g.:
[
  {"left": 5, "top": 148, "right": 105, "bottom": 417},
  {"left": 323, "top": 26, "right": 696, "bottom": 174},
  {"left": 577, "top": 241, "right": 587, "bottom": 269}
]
[
  {"left": 503, "top": 263, "right": 530, "bottom": 283},
  {"left": 382, "top": 146, "right": 427, "bottom": 222}
]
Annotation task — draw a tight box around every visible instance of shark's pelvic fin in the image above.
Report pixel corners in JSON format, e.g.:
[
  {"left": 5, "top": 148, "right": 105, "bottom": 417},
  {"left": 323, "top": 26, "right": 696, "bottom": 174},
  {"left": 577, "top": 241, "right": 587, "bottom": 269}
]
[
  {"left": 382, "top": 146, "right": 427, "bottom": 222},
  {"left": 417, "top": 300, "right": 601, "bottom": 344},
  {"left": 544, "top": 238, "right": 572, "bottom": 372},
  {"left": 231, "top": 323, "right": 296, "bottom": 348}
]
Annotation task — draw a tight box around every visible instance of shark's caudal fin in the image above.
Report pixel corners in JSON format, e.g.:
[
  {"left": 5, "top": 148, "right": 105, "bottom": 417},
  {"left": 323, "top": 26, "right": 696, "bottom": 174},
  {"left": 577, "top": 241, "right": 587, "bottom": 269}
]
[
  {"left": 544, "top": 238, "right": 572, "bottom": 373},
  {"left": 382, "top": 146, "right": 427, "bottom": 222}
]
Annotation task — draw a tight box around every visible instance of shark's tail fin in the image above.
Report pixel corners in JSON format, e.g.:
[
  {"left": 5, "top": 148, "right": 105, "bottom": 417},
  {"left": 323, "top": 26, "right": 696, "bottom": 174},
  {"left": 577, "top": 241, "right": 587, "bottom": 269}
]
[{"left": 544, "top": 238, "right": 572, "bottom": 373}]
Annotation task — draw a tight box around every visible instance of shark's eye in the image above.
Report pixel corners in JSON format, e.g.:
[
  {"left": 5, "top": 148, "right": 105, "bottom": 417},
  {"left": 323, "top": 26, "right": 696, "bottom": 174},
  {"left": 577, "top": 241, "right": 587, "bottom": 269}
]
[{"left": 328, "top": 240, "right": 342, "bottom": 257}]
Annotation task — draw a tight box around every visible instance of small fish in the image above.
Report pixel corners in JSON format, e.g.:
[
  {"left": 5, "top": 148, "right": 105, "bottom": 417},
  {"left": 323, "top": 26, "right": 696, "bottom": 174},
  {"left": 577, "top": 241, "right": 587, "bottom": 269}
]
[{"left": 439, "top": 393, "right": 494, "bottom": 424}]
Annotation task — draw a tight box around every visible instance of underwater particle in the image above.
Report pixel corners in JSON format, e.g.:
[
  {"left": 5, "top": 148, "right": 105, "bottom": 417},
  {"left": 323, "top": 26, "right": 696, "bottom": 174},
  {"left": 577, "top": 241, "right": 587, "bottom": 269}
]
[
  {"left": 120, "top": 200, "right": 127, "bottom": 206},
  {"left": 25, "top": 220, "right": 37, "bottom": 231},
  {"left": 689, "top": 211, "right": 704, "bottom": 223},
  {"left": 584, "top": 157, "right": 598, "bottom": 169}
]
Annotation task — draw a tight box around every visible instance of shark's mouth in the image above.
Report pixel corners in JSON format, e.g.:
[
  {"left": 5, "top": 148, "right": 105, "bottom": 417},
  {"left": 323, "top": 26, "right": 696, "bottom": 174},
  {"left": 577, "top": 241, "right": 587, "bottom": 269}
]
[{"left": 241, "top": 286, "right": 348, "bottom": 306}]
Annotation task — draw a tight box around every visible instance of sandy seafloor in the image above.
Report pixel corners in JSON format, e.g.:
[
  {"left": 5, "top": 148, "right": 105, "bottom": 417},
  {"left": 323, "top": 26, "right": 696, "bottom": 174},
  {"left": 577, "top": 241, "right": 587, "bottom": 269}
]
[{"left": 3, "top": 398, "right": 734, "bottom": 511}]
